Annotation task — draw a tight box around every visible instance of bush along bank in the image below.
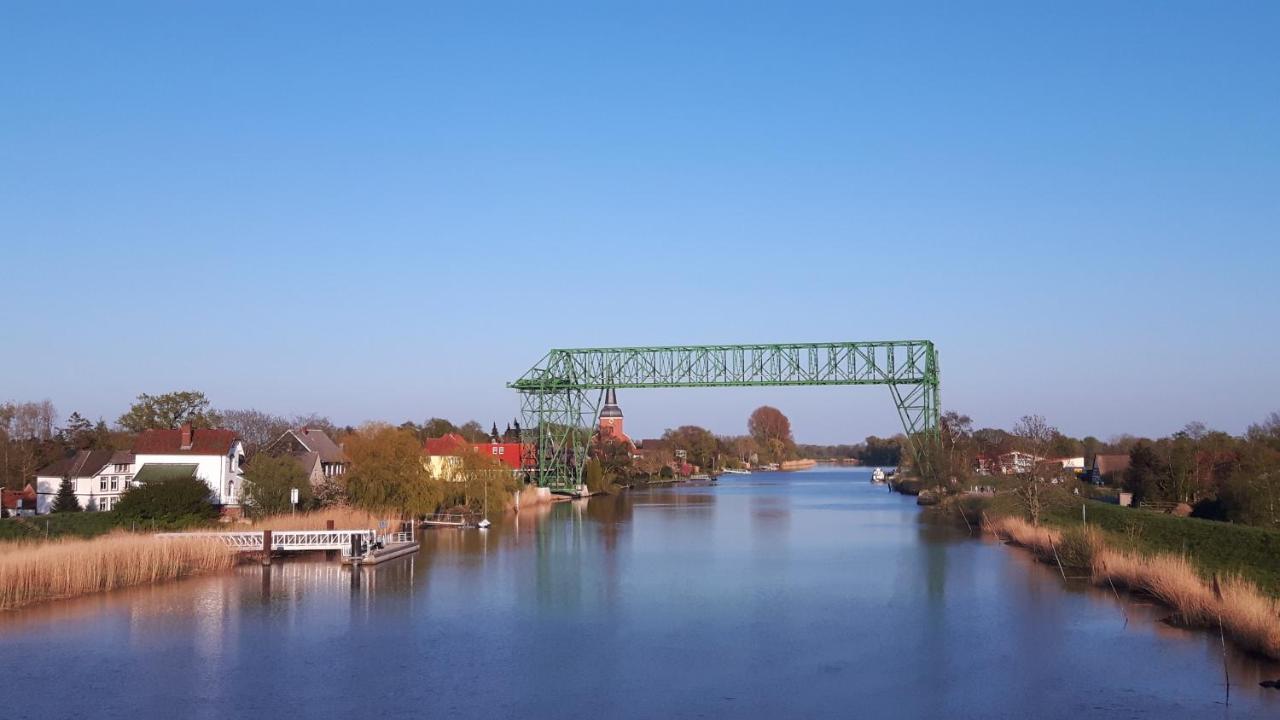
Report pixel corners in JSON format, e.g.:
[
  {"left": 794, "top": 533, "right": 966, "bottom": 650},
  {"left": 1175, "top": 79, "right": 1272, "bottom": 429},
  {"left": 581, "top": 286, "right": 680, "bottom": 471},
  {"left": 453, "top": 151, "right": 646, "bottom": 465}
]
[{"left": 984, "top": 514, "right": 1280, "bottom": 662}]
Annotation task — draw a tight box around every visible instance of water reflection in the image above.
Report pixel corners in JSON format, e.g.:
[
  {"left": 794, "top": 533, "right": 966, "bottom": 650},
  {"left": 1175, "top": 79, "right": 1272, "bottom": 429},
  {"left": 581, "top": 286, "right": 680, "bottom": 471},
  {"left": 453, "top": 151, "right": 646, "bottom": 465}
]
[{"left": 2, "top": 470, "right": 1279, "bottom": 720}]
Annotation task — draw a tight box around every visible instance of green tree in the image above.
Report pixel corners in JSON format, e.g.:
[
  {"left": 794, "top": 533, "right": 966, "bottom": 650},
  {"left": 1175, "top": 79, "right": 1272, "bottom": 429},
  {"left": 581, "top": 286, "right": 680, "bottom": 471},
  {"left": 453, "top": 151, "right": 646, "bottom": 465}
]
[
  {"left": 422, "top": 417, "right": 460, "bottom": 438},
  {"left": 115, "top": 477, "right": 219, "bottom": 526},
  {"left": 118, "top": 391, "right": 220, "bottom": 433},
  {"left": 1124, "top": 441, "right": 1163, "bottom": 501},
  {"left": 60, "top": 412, "right": 94, "bottom": 449},
  {"left": 662, "top": 425, "right": 718, "bottom": 470},
  {"left": 52, "top": 477, "right": 82, "bottom": 512},
  {"left": 344, "top": 423, "right": 442, "bottom": 516},
  {"left": 584, "top": 458, "right": 609, "bottom": 494},
  {"left": 242, "top": 454, "right": 311, "bottom": 517},
  {"left": 1221, "top": 443, "right": 1280, "bottom": 527}
]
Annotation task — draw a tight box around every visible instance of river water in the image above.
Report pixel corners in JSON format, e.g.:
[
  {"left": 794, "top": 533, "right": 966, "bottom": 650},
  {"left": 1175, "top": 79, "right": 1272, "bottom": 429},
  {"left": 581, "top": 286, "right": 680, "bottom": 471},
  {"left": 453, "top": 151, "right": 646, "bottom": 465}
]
[{"left": 2, "top": 468, "right": 1278, "bottom": 719}]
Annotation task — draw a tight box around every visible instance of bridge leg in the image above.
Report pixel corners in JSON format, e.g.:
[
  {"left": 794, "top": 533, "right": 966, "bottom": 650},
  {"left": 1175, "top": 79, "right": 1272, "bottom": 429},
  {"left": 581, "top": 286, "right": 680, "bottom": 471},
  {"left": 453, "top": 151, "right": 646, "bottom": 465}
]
[{"left": 520, "top": 387, "right": 601, "bottom": 491}]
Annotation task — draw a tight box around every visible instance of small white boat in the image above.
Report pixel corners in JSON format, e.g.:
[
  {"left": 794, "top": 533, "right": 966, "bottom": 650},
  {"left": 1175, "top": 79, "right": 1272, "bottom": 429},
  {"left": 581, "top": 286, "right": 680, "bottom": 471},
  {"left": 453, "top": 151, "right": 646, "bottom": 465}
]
[
  {"left": 721, "top": 468, "right": 751, "bottom": 475},
  {"left": 477, "top": 518, "right": 491, "bottom": 529},
  {"left": 871, "top": 467, "right": 886, "bottom": 484}
]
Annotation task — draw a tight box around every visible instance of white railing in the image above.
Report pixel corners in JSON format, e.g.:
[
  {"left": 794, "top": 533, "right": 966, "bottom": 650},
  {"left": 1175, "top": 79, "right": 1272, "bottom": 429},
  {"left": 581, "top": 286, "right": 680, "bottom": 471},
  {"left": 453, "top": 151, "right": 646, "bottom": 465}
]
[{"left": 156, "top": 529, "right": 377, "bottom": 554}]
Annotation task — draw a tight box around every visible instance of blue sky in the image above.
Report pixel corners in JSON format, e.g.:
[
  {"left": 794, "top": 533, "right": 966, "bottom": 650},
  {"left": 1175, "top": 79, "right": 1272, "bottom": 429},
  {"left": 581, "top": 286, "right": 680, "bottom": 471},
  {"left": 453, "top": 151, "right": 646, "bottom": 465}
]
[{"left": 2, "top": 1, "right": 1278, "bottom": 444}]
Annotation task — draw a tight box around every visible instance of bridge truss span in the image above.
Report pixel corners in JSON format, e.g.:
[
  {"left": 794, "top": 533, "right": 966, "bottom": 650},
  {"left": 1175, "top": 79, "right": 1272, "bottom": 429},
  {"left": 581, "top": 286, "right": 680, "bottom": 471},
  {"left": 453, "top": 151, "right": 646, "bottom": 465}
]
[{"left": 509, "top": 340, "right": 940, "bottom": 490}]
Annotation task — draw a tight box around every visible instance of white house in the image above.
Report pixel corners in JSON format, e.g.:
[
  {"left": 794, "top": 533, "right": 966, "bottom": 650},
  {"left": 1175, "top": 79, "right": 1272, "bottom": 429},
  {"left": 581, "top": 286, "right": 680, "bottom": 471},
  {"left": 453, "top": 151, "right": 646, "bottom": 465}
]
[
  {"left": 34, "top": 449, "right": 134, "bottom": 513},
  {"left": 131, "top": 423, "right": 246, "bottom": 511}
]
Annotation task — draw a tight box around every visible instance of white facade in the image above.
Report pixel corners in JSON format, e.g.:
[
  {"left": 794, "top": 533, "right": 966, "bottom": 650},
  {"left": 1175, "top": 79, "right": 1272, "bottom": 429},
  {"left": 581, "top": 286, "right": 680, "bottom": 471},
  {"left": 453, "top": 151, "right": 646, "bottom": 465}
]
[
  {"left": 34, "top": 457, "right": 135, "bottom": 514},
  {"left": 35, "top": 442, "right": 244, "bottom": 512},
  {"left": 134, "top": 443, "right": 245, "bottom": 506}
]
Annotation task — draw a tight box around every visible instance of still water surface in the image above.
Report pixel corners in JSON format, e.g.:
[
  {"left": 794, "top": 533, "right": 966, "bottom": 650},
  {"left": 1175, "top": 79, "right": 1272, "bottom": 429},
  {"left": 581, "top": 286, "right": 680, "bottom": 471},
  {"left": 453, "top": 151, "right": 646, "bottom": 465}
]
[{"left": 2, "top": 468, "right": 1278, "bottom": 719}]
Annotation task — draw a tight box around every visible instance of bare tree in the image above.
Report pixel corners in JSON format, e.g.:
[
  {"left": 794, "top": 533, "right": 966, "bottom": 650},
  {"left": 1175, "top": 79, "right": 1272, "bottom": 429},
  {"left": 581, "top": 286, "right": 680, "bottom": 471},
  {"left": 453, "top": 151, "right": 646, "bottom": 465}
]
[{"left": 1012, "top": 414, "right": 1057, "bottom": 526}]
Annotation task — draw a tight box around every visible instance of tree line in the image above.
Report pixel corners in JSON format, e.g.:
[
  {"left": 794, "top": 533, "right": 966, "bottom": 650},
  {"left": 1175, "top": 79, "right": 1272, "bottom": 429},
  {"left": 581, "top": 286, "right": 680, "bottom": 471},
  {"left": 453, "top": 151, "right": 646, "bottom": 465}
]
[{"left": 918, "top": 410, "right": 1280, "bottom": 530}]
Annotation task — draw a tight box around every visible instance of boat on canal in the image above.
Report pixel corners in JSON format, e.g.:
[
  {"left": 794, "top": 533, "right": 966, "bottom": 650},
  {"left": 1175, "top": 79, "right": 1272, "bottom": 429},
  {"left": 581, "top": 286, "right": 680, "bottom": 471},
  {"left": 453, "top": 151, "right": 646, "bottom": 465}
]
[{"left": 871, "top": 467, "right": 886, "bottom": 484}]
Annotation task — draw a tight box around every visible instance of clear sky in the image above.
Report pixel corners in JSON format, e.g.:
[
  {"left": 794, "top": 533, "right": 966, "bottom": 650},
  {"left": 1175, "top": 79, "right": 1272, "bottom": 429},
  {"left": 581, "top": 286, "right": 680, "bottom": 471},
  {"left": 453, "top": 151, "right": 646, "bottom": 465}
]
[{"left": 2, "top": 2, "right": 1278, "bottom": 444}]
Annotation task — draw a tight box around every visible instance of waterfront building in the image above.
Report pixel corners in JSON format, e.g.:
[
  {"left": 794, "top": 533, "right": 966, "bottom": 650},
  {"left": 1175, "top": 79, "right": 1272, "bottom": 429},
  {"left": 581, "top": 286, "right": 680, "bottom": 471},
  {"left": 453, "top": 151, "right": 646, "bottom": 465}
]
[
  {"left": 423, "top": 427, "right": 531, "bottom": 480},
  {"left": 131, "top": 423, "right": 246, "bottom": 512},
  {"left": 34, "top": 449, "right": 135, "bottom": 513}
]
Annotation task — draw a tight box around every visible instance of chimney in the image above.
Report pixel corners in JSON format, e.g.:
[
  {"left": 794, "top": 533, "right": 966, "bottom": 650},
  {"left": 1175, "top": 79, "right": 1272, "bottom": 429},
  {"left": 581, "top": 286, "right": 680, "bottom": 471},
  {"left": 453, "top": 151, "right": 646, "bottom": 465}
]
[{"left": 180, "top": 422, "right": 194, "bottom": 450}]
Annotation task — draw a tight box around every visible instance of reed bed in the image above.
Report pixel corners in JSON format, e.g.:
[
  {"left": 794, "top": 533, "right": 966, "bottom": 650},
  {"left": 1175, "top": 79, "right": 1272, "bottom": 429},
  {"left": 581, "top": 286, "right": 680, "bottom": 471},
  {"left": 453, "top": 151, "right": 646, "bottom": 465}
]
[
  {"left": 0, "top": 533, "right": 235, "bottom": 611},
  {"left": 986, "top": 515, "right": 1280, "bottom": 660},
  {"left": 243, "top": 506, "right": 396, "bottom": 531}
]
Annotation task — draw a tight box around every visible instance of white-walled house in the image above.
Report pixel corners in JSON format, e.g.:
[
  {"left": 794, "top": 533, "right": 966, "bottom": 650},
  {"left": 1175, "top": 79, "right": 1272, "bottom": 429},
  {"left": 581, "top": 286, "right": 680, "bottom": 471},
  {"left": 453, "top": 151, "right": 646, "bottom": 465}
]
[
  {"left": 132, "top": 423, "right": 246, "bottom": 510},
  {"left": 34, "top": 425, "right": 246, "bottom": 513},
  {"left": 34, "top": 449, "right": 135, "bottom": 513}
]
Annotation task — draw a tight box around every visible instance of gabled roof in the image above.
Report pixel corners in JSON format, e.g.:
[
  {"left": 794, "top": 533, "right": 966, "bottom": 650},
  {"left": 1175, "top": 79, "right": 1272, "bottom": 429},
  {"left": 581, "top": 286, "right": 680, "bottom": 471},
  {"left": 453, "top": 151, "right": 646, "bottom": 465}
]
[
  {"left": 292, "top": 428, "right": 345, "bottom": 464},
  {"left": 291, "top": 451, "right": 321, "bottom": 474},
  {"left": 133, "top": 428, "right": 238, "bottom": 456},
  {"left": 133, "top": 463, "right": 199, "bottom": 484},
  {"left": 1094, "top": 454, "right": 1131, "bottom": 475},
  {"left": 36, "top": 449, "right": 115, "bottom": 478},
  {"left": 424, "top": 433, "right": 469, "bottom": 456}
]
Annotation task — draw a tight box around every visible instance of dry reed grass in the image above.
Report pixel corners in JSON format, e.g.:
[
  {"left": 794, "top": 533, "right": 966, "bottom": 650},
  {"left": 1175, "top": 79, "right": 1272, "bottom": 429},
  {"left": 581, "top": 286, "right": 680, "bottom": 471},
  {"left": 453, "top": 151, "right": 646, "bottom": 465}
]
[
  {"left": 243, "top": 506, "right": 396, "bottom": 531},
  {"left": 0, "top": 532, "right": 235, "bottom": 611},
  {"left": 986, "top": 515, "right": 1280, "bottom": 660}
]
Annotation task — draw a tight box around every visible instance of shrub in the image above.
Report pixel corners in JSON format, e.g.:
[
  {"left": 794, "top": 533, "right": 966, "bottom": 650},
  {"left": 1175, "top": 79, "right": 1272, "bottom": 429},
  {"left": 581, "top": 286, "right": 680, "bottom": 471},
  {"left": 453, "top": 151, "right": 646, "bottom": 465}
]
[
  {"left": 115, "top": 477, "right": 219, "bottom": 527},
  {"left": 242, "top": 454, "right": 310, "bottom": 517}
]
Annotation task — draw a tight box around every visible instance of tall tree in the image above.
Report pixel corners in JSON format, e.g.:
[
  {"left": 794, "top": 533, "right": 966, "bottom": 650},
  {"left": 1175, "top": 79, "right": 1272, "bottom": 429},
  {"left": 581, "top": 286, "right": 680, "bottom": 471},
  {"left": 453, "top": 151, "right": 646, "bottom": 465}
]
[
  {"left": 747, "top": 406, "right": 795, "bottom": 462},
  {"left": 662, "top": 425, "right": 719, "bottom": 470},
  {"left": 118, "top": 391, "right": 219, "bottom": 433},
  {"left": 59, "top": 412, "right": 94, "bottom": 449},
  {"left": 1011, "top": 414, "right": 1057, "bottom": 525},
  {"left": 422, "top": 417, "right": 460, "bottom": 438},
  {"left": 219, "top": 408, "right": 291, "bottom": 456},
  {"left": 344, "top": 423, "right": 442, "bottom": 516}
]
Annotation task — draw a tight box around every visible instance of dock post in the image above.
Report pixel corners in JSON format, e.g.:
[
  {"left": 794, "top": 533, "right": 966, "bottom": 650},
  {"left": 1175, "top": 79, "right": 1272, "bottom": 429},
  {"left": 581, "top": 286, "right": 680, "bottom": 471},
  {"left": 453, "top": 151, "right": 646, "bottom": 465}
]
[
  {"left": 262, "top": 529, "right": 272, "bottom": 565},
  {"left": 325, "top": 520, "right": 336, "bottom": 560}
]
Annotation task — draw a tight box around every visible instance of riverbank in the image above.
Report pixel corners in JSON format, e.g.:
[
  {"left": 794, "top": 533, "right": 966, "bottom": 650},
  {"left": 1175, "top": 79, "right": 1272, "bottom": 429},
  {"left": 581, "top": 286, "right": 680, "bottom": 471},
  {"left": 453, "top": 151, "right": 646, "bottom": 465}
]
[
  {"left": 0, "top": 533, "right": 236, "bottom": 611},
  {"left": 0, "top": 507, "right": 395, "bottom": 611},
  {"left": 985, "top": 514, "right": 1280, "bottom": 661}
]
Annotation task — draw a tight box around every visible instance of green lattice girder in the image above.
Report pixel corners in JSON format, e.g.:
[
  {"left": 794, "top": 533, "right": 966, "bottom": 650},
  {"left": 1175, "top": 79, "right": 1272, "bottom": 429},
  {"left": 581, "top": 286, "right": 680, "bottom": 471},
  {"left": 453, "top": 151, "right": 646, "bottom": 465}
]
[{"left": 510, "top": 341, "right": 940, "bottom": 490}]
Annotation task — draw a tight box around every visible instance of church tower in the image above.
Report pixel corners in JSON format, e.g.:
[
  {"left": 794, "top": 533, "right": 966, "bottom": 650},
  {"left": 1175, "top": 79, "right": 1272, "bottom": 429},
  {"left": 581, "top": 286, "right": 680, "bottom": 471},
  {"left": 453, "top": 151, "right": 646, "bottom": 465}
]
[{"left": 599, "top": 387, "right": 625, "bottom": 440}]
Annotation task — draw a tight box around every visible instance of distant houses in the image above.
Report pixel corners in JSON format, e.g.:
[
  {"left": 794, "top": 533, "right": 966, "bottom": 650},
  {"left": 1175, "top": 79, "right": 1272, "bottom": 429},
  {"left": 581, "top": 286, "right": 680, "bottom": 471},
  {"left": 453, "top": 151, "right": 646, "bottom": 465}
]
[
  {"left": 263, "top": 427, "right": 348, "bottom": 487},
  {"left": 1, "top": 485, "right": 37, "bottom": 517},
  {"left": 32, "top": 422, "right": 246, "bottom": 514},
  {"left": 423, "top": 423, "right": 531, "bottom": 481}
]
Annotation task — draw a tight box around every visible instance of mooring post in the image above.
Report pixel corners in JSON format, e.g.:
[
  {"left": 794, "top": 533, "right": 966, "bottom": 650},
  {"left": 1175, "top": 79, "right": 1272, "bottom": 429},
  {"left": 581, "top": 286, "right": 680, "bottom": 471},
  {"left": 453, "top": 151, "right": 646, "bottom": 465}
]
[
  {"left": 325, "top": 519, "right": 336, "bottom": 560},
  {"left": 262, "top": 529, "right": 272, "bottom": 566}
]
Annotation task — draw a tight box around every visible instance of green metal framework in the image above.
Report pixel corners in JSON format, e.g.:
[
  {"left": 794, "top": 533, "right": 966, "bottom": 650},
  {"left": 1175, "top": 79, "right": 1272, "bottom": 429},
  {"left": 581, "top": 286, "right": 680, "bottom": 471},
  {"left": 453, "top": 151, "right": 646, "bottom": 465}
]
[{"left": 509, "top": 341, "right": 940, "bottom": 490}]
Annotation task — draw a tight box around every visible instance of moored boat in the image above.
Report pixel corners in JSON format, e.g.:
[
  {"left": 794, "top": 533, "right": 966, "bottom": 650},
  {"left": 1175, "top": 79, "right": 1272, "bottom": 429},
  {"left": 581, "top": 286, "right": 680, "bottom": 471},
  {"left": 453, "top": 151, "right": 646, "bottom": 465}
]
[{"left": 871, "top": 467, "right": 886, "bottom": 484}]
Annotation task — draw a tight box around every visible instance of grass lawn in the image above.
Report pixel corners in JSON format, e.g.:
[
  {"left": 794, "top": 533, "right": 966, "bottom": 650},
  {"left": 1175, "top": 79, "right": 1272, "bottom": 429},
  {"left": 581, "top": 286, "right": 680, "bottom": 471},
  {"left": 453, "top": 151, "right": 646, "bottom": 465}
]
[
  {"left": 957, "top": 480, "right": 1280, "bottom": 595},
  {"left": 0, "top": 512, "right": 146, "bottom": 542}
]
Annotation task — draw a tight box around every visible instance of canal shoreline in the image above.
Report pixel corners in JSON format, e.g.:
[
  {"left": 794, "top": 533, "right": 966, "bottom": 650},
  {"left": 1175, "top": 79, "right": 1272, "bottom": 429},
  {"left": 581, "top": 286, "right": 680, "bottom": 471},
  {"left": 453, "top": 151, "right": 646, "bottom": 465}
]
[{"left": 977, "top": 510, "right": 1280, "bottom": 664}]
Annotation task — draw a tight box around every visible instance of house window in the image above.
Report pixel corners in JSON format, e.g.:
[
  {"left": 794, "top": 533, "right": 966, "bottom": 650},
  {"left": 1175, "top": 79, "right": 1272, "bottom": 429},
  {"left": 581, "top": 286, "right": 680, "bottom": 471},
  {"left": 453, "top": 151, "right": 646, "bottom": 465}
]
[
  {"left": 98, "top": 497, "right": 109, "bottom": 511},
  {"left": 491, "top": 447, "right": 498, "bottom": 455},
  {"left": 110, "top": 477, "right": 119, "bottom": 491},
  {"left": 498, "top": 447, "right": 505, "bottom": 455},
  {"left": 100, "top": 478, "right": 108, "bottom": 491},
  {"left": 114, "top": 463, "right": 128, "bottom": 473}
]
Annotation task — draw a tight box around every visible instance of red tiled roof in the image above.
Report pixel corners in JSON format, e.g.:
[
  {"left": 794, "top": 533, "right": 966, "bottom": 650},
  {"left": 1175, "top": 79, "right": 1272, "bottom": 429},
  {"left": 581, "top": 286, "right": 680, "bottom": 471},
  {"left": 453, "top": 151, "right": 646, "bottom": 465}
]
[
  {"left": 423, "top": 434, "right": 469, "bottom": 456},
  {"left": 133, "top": 427, "right": 238, "bottom": 455},
  {"left": 2, "top": 485, "right": 37, "bottom": 510}
]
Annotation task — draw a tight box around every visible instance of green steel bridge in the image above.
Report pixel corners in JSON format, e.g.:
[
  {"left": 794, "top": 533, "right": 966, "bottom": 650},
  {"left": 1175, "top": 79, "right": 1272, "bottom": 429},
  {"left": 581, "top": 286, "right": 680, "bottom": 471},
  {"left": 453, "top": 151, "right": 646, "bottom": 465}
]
[{"left": 509, "top": 341, "right": 941, "bottom": 491}]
